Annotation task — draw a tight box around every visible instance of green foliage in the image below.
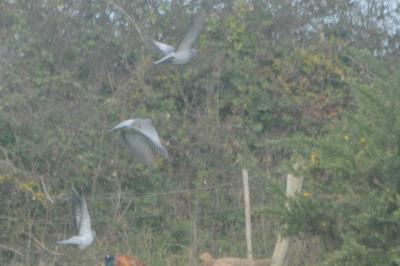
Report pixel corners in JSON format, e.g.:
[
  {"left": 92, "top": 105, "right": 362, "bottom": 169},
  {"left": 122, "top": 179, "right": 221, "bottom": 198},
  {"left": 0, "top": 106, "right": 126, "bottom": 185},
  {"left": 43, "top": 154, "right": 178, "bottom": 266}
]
[
  {"left": 267, "top": 50, "right": 400, "bottom": 265},
  {"left": 284, "top": 194, "right": 338, "bottom": 241},
  {"left": 326, "top": 238, "right": 388, "bottom": 266},
  {"left": 0, "top": 0, "right": 399, "bottom": 265}
]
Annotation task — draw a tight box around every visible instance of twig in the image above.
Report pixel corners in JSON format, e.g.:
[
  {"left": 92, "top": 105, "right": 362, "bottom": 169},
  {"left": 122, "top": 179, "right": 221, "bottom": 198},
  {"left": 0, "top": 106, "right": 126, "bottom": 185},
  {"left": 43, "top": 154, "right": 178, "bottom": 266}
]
[
  {"left": 0, "top": 215, "right": 18, "bottom": 222},
  {"left": 0, "top": 244, "right": 22, "bottom": 256},
  {"left": 118, "top": 198, "right": 134, "bottom": 221},
  {"left": 23, "top": 232, "right": 63, "bottom": 256},
  {"left": 39, "top": 175, "right": 54, "bottom": 204},
  {"left": 106, "top": 0, "right": 145, "bottom": 43},
  {"left": 0, "top": 145, "right": 10, "bottom": 161},
  {"left": 176, "top": 244, "right": 192, "bottom": 253}
]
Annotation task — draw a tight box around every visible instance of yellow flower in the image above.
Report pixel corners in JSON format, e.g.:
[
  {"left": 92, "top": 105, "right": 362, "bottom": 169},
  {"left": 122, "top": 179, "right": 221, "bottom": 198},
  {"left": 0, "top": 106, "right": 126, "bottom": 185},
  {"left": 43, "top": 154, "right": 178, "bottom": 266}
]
[
  {"left": 303, "top": 192, "right": 311, "bottom": 198},
  {"left": 360, "top": 137, "right": 367, "bottom": 146},
  {"left": 320, "top": 221, "right": 327, "bottom": 228},
  {"left": 0, "top": 175, "right": 9, "bottom": 184},
  {"left": 343, "top": 135, "right": 350, "bottom": 142},
  {"left": 309, "top": 152, "right": 320, "bottom": 165},
  {"left": 17, "top": 181, "right": 36, "bottom": 192},
  {"left": 32, "top": 192, "right": 45, "bottom": 202}
]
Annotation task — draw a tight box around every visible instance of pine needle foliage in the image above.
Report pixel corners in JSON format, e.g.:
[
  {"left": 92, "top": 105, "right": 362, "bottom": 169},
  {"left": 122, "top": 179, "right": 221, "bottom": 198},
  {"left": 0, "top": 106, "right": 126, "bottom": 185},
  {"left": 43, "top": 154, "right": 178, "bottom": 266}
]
[{"left": 267, "top": 49, "right": 400, "bottom": 265}]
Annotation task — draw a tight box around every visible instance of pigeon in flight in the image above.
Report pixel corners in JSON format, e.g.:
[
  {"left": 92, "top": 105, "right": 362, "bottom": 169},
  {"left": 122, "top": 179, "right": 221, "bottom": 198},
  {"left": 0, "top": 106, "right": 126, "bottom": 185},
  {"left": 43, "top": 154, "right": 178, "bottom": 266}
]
[
  {"left": 57, "top": 187, "right": 96, "bottom": 250},
  {"left": 109, "top": 119, "right": 168, "bottom": 166},
  {"left": 150, "top": 10, "right": 205, "bottom": 65}
]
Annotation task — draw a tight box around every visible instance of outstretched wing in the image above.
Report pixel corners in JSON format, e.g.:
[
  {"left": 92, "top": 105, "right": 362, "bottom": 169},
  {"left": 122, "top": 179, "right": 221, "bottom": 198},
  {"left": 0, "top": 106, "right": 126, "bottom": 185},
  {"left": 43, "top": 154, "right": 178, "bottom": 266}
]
[
  {"left": 71, "top": 186, "right": 92, "bottom": 237},
  {"left": 151, "top": 40, "right": 175, "bottom": 55},
  {"left": 110, "top": 119, "right": 168, "bottom": 165},
  {"left": 71, "top": 186, "right": 82, "bottom": 233},
  {"left": 121, "top": 130, "right": 157, "bottom": 166},
  {"left": 177, "top": 10, "right": 205, "bottom": 52},
  {"left": 132, "top": 119, "right": 168, "bottom": 159},
  {"left": 78, "top": 195, "right": 92, "bottom": 237},
  {"left": 109, "top": 119, "right": 134, "bottom": 133}
]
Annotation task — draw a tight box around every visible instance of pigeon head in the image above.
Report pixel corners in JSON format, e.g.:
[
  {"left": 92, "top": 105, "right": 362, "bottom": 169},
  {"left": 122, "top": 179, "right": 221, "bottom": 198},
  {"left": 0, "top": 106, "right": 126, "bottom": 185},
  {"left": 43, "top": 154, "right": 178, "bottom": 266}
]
[{"left": 104, "top": 254, "right": 115, "bottom": 266}]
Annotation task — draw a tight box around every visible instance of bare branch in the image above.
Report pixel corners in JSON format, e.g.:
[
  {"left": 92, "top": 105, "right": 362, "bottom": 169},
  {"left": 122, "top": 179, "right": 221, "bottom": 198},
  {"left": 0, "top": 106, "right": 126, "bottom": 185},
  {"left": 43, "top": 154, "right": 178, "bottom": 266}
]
[
  {"left": 23, "top": 232, "right": 63, "bottom": 256},
  {"left": 106, "top": 0, "right": 145, "bottom": 43},
  {"left": 0, "top": 245, "right": 23, "bottom": 256},
  {"left": 39, "top": 175, "right": 54, "bottom": 204}
]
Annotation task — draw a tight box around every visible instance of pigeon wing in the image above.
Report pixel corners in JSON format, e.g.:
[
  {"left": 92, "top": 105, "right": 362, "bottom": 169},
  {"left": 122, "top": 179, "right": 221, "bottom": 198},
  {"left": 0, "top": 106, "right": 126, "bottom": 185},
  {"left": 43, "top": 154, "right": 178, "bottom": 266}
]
[
  {"left": 132, "top": 119, "right": 168, "bottom": 159},
  {"left": 111, "top": 119, "right": 168, "bottom": 165},
  {"left": 151, "top": 40, "right": 175, "bottom": 55},
  {"left": 177, "top": 10, "right": 205, "bottom": 52},
  {"left": 77, "top": 195, "right": 92, "bottom": 237},
  {"left": 109, "top": 119, "right": 134, "bottom": 133},
  {"left": 121, "top": 130, "right": 157, "bottom": 166},
  {"left": 71, "top": 186, "right": 82, "bottom": 233}
]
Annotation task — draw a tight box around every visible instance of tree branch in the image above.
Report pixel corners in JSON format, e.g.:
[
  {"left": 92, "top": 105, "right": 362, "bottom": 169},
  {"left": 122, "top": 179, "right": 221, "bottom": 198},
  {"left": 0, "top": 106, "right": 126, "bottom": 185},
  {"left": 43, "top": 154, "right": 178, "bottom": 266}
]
[{"left": 106, "top": 0, "right": 145, "bottom": 43}]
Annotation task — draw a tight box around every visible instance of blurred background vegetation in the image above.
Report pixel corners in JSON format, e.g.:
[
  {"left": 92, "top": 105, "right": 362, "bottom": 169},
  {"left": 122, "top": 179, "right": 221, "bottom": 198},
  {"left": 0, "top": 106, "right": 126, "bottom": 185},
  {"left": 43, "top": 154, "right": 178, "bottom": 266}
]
[{"left": 0, "top": 0, "right": 399, "bottom": 265}]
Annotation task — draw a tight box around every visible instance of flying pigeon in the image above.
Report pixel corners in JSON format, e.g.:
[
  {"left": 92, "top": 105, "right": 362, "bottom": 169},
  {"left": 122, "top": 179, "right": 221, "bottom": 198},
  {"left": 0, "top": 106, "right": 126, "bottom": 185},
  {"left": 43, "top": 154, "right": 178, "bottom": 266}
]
[
  {"left": 109, "top": 119, "right": 168, "bottom": 166},
  {"left": 105, "top": 254, "right": 146, "bottom": 266},
  {"left": 57, "top": 187, "right": 96, "bottom": 250},
  {"left": 150, "top": 10, "right": 205, "bottom": 65}
]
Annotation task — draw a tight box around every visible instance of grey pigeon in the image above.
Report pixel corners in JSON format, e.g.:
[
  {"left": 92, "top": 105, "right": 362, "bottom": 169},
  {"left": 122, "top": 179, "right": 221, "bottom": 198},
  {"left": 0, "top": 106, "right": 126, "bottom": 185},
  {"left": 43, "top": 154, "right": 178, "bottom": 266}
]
[
  {"left": 57, "top": 187, "right": 95, "bottom": 250},
  {"left": 151, "top": 10, "right": 205, "bottom": 65},
  {"left": 110, "top": 119, "right": 168, "bottom": 166}
]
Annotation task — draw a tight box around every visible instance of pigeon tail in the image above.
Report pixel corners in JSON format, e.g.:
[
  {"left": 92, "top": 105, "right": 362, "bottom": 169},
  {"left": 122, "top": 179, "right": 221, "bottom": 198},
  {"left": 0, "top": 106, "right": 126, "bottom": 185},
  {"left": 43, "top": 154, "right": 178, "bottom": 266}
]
[{"left": 57, "top": 236, "right": 81, "bottom": 246}]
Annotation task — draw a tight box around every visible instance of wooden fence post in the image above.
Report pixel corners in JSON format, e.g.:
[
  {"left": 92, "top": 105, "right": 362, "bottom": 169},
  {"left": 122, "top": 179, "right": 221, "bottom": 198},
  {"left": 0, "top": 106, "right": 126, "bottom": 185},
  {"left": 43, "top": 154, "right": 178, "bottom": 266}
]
[
  {"left": 242, "top": 168, "right": 253, "bottom": 261},
  {"left": 191, "top": 187, "right": 200, "bottom": 266},
  {"left": 271, "top": 173, "right": 303, "bottom": 266}
]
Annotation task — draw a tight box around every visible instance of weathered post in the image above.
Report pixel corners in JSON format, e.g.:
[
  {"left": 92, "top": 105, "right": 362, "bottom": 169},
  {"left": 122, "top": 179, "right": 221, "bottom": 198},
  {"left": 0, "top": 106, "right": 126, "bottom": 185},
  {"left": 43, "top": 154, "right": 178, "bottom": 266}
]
[
  {"left": 271, "top": 173, "right": 303, "bottom": 266},
  {"left": 242, "top": 168, "right": 253, "bottom": 261}
]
